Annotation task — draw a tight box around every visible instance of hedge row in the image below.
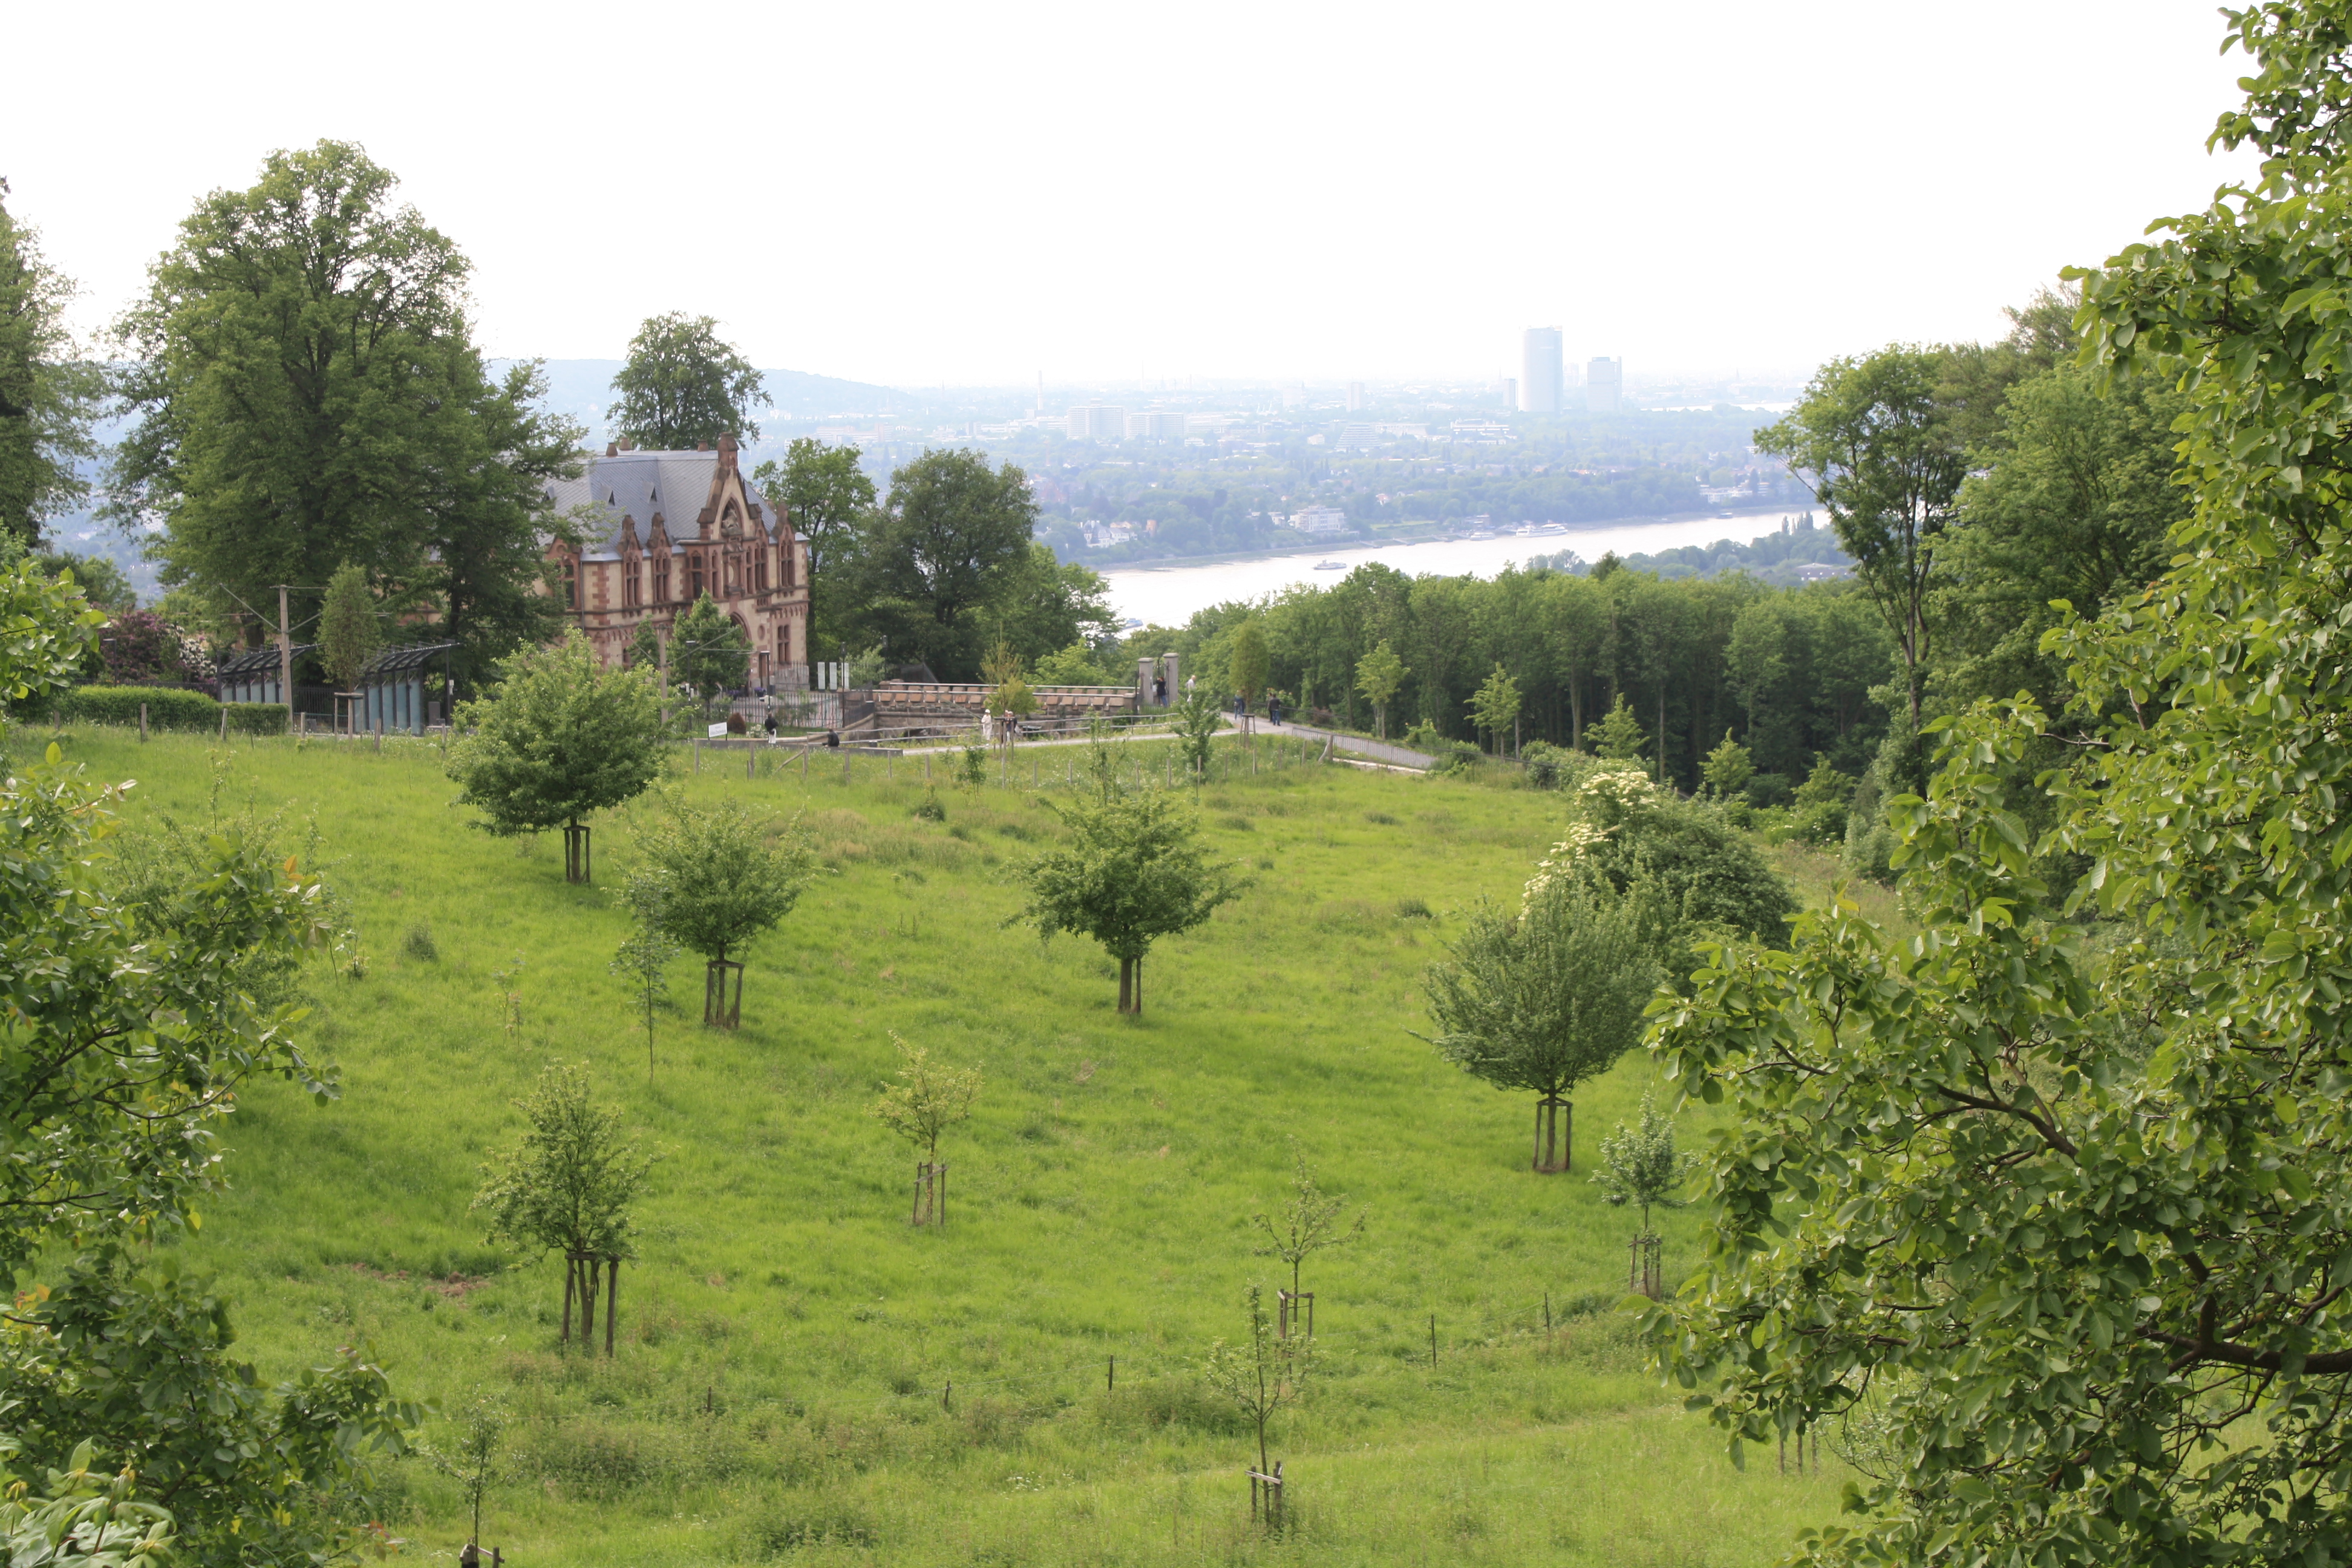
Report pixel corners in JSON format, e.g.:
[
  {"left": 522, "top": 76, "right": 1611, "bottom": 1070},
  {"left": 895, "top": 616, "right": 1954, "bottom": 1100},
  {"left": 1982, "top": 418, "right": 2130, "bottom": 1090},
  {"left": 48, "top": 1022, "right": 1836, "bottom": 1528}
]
[{"left": 56, "top": 685, "right": 288, "bottom": 736}]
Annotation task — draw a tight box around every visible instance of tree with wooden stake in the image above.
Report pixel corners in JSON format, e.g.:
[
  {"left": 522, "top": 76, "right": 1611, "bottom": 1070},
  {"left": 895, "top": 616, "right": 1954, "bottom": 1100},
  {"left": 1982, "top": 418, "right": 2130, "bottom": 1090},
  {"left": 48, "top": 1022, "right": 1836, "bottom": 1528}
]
[
  {"left": 472, "top": 1062, "right": 658, "bottom": 1356},
  {"left": 626, "top": 792, "right": 816, "bottom": 1027},
  {"left": 1353, "top": 639, "right": 1406, "bottom": 740},
  {"left": 608, "top": 895, "right": 680, "bottom": 1083},
  {"left": 1251, "top": 1143, "right": 1367, "bottom": 1338},
  {"left": 1592, "top": 1091, "right": 1697, "bottom": 1298},
  {"left": 1203, "top": 1284, "right": 1311, "bottom": 1529},
  {"left": 867, "top": 1034, "right": 982, "bottom": 1227},
  {"left": 1170, "top": 687, "right": 1225, "bottom": 782},
  {"left": 445, "top": 630, "right": 666, "bottom": 884},
  {"left": 1004, "top": 747, "right": 1244, "bottom": 1014},
  {"left": 1417, "top": 878, "right": 1657, "bottom": 1172},
  {"left": 427, "top": 1385, "right": 508, "bottom": 1561}
]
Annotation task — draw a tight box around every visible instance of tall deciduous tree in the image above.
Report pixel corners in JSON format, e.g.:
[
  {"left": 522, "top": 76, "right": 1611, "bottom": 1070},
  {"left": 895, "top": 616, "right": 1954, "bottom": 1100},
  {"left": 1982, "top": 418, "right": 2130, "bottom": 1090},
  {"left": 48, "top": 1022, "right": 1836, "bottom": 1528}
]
[
  {"left": 472, "top": 1062, "right": 657, "bottom": 1354},
  {"left": 445, "top": 630, "right": 666, "bottom": 883},
  {"left": 1756, "top": 347, "right": 1965, "bottom": 754},
  {"left": 1419, "top": 878, "right": 1657, "bottom": 1171},
  {"left": 609, "top": 313, "right": 762, "bottom": 451},
  {"left": 1654, "top": 15, "right": 2352, "bottom": 1561},
  {"left": 110, "top": 142, "right": 580, "bottom": 691},
  {"left": 851, "top": 449, "right": 1037, "bottom": 679},
  {"left": 753, "top": 438, "right": 873, "bottom": 669},
  {"left": 1005, "top": 751, "right": 1244, "bottom": 1013},
  {"left": 0, "top": 181, "right": 101, "bottom": 549}
]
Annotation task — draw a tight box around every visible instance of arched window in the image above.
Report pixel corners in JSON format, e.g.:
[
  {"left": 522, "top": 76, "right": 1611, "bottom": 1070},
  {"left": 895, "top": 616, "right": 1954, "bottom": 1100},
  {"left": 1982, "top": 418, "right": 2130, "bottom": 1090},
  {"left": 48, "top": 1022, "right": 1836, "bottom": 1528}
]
[
  {"left": 563, "top": 556, "right": 579, "bottom": 610},
  {"left": 653, "top": 550, "right": 671, "bottom": 604}
]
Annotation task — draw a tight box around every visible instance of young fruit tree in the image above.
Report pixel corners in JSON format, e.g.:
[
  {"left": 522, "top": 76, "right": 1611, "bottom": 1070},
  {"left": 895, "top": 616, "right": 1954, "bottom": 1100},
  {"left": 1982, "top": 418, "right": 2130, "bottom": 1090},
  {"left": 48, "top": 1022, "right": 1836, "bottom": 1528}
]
[
  {"left": 1419, "top": 878, "right": 1657, "bottom": 1171},
  {"left": 445, "top": 630, "right": 667, "bottom": 884},
  {"left": 1592, "top": 1091, "right": 1697, "bottom": 1297},
  {"left": 472, "top": 1062, "right": 658, "bottom": 1356},
  {"left": 1353, "top": 639, "right": 1406, "bottom": 740},
  {"left": 608, "top": 900, "right": 680, "bottom": 1083},
  {"left": 1251, "top": 1145, "right": 1367, "bottom": 1334},
  {"left": 426, "top": 1386, "right": 508, "bottom": 1559},
  {"left": 1203, "top": 1284, "right": 1313, "bottom": 1489},
  {"left": 1004, "top": 753, "right": 1244, "bottom": 1013},
  {"left": 1650, "top": 15, "right": 2352, "bottom": 1551},
  {"left": 1170, "top": 687, "right": 1226, "bottom": 780},
  {"left": 626, "top": 794, "right": 817, "bottom": 1026},
  {"left": 867, "top": 1034, "right": 983, "bottom": 1227}
]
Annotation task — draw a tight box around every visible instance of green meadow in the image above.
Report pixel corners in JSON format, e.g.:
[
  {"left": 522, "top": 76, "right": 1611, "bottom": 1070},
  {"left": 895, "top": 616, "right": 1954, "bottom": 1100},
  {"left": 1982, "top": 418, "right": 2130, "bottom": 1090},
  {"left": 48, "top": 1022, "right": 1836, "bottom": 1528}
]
[{"left": 42, "top": 728, "right": 1849, "bottom": 1566}]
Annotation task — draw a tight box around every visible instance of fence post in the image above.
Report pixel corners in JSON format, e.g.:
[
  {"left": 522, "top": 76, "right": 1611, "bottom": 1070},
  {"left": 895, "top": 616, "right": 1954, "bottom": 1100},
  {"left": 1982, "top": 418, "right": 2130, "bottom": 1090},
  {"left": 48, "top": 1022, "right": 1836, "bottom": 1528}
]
[
  {"left": 374, "top": 712, "right": 383, "bottom": 753},
  {"left": 219, "top": 707, "right": 228, "bottom": 743},
  {"left": 1429, "top": 1313, "right": 1437, "bottom": 1367},
  {"left": 139, "top": 702, "right": 148, "bottom": 742}
]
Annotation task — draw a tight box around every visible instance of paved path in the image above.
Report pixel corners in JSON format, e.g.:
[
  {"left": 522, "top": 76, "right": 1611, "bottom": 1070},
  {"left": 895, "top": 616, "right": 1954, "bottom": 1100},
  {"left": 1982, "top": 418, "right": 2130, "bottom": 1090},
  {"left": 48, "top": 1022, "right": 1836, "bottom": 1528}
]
[{"left": 748, "top": 713, "right": 1436, "bottom": 771}]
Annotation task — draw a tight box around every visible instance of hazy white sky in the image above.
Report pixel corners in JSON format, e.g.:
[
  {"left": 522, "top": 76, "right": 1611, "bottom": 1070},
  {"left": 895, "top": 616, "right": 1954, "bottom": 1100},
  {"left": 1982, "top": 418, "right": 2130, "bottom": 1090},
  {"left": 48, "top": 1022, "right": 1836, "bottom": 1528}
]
[{"left": 8, "top": 0, "right": 2258, "bottom": 388}]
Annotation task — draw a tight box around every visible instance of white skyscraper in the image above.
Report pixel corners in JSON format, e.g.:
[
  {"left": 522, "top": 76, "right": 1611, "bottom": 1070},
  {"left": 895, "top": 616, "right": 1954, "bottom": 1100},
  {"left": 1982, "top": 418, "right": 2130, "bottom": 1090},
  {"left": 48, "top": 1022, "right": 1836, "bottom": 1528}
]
[
  {"left": 1066, "top": 405, "right": 1127, "bottom": 440},
  {"left": 1520, "top": 327, "right": 1564, "bottom": 414},
  {"left": 1346, "top": 381, "right": 1367, "bottom": 411},
  {"left": 1586, "top": 357, "right": 1624, "bottom": 414}
]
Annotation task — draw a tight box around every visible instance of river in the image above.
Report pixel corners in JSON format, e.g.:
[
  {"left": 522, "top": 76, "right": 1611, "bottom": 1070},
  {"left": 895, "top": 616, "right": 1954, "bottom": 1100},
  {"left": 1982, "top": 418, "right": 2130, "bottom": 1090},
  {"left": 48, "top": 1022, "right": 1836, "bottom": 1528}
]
[{"left": 1099, "top": 506, "right": 1809, "bottom": 627}]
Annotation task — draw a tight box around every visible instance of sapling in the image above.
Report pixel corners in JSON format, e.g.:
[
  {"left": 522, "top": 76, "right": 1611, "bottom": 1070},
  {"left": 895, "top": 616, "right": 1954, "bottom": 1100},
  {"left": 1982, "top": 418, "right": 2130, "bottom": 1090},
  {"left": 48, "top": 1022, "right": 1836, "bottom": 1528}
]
[
  {"left": 1593, "top": 1091, "right": 1699, "bottom": 1296},
  {"left": 869, "top": 1034, "right": 982, "bottom": 1226},
  {"left": 429, "top": 1385, "right": 509, "bottom": 1555},
  {"left": 1251, "top": 1144, "right": 1367, "bottom": 1318},
  {"left": 1203, "top": 1284, "right": 1313, "bottom": 1480},
  {"left": 609, "top": 891, "right": 679, "bottom": 1082}
]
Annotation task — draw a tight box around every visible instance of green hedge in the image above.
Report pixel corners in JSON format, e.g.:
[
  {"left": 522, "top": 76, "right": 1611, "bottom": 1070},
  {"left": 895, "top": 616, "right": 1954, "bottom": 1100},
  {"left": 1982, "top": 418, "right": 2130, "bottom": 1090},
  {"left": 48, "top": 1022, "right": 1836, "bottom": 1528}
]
[{"left": 56, "top": 686, "right": 287, "bottom": 736}]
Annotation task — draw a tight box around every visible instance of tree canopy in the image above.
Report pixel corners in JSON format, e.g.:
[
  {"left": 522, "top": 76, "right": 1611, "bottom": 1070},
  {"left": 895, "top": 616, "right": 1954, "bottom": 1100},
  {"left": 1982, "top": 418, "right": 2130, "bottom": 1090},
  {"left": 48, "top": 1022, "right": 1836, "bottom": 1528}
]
[
  {"left": 110, "top": 141, "right": 581, "bottom": 693},
  {"left": 1651, "top": 12, "right": 2352, "bottom": 1561},
  {"left": 0, "top": 181, "right": 100, "bottom": 550},
  {"left": 754, "top": 437, "right": 874, "bottom": 667},
  {"left": 1005, "top": 754, "right": 1244, "bottom": 1013},
  {"left": 668, "top": 592, "right": 751, "bottom": 711},
  {"left": 1419, "top": 877, "right": 1657, "bottom": 1167},
  {"left": 445, "top": 630, "right": 667, "bottom": 863},
  {"left": 609, "top": 312, "right": 763, "bottom": 451},
  {"left": 849, "top": 448, "right": 1038, "bottom": 679}
]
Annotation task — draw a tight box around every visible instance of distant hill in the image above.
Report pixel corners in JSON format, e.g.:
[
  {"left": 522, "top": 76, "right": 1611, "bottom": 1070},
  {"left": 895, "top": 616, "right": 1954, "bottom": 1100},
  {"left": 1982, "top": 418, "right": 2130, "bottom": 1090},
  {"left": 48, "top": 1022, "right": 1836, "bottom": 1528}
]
[{"left": 505, "top": 360, "right": 919, "bottom": 443}]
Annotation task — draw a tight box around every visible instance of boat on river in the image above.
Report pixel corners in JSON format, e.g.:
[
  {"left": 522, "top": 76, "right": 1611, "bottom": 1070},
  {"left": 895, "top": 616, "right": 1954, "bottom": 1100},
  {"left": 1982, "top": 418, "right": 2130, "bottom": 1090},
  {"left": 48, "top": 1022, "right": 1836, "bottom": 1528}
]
[{"left": 1313, "top": 559, "right": 1346, "bottom": 570}]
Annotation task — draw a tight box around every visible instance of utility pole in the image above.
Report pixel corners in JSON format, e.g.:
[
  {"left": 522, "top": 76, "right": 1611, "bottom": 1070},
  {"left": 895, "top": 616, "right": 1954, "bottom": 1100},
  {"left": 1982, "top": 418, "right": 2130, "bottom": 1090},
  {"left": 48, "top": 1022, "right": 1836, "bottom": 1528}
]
[{"left": 277, "top": 585, "right": 294, "bottom": 735}]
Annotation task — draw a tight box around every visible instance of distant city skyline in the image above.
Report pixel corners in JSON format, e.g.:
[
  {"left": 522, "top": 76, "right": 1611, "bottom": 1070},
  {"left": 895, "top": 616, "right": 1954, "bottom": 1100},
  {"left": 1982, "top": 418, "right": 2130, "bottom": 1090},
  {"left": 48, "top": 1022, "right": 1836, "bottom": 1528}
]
[{"left": 10, "top": 1, "right": 2255, "bottom": 388}]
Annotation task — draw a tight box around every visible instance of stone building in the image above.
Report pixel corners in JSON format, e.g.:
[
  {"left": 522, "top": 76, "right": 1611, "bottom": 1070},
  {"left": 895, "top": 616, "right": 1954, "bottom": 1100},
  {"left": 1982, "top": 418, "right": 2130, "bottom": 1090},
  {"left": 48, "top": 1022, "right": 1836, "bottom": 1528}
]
[{"left": 542, "top": 434, "right": 810, "bottom": 685}]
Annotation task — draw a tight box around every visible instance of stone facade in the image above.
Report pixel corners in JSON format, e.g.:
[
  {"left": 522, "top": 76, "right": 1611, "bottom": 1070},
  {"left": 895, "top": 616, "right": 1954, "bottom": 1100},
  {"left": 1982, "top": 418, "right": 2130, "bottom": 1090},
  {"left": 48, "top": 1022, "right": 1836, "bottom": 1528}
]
[{"left": 543, "top": 434, "right": 810, "bottom": 685}]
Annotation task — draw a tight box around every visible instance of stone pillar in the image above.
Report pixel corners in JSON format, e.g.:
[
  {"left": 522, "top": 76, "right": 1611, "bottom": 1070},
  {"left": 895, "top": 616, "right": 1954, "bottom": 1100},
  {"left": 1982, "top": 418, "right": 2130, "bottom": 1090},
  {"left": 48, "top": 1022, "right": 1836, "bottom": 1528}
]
[
  {"left": 1137, "top": 657, "right": 1155, "bottom": 707},
  {"left": 1161, "top": 653, "right": 1180, "bottom": 706}
]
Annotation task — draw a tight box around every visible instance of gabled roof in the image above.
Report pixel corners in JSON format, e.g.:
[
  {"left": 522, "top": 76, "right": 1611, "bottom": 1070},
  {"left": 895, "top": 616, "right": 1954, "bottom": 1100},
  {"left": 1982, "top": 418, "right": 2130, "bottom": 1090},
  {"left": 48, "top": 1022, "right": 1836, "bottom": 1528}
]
[{"left": 544, "top": 445, "right": 782, "bottom": 558}]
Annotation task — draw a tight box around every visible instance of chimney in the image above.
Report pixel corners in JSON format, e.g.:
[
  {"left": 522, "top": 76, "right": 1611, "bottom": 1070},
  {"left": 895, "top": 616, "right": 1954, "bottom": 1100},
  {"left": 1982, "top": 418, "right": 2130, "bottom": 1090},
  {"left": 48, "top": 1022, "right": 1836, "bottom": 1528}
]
[
  {"left": 605, "top": 442, "right": 619, "bottom": 457},
  {"left": 697, "top": 440, "right": 708, "bottom": 451},
  {"left": 717, "top": 431, "right": 738, "bottom": 471}
]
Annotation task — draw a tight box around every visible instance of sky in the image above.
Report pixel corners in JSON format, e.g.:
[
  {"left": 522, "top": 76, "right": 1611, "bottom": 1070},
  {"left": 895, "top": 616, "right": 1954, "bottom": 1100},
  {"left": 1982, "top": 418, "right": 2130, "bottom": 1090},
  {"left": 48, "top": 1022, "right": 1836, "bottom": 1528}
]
[{"left": 7, "top": 0, "right": 2260, "bottom": 390}]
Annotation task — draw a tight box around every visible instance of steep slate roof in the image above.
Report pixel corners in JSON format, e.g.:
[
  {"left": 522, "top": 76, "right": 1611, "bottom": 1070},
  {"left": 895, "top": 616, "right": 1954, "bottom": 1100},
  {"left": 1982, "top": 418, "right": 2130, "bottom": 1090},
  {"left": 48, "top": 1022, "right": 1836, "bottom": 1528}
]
[{"left": 544, "top": 449, "right": 779, "bottom": 561}]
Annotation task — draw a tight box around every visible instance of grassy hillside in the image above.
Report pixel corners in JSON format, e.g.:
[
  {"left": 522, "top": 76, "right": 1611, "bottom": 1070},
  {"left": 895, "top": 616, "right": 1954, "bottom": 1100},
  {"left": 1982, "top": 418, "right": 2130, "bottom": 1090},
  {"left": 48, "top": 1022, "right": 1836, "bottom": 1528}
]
[{"left": 43, "top": 728, "right": 1847, "bottom": 1566}]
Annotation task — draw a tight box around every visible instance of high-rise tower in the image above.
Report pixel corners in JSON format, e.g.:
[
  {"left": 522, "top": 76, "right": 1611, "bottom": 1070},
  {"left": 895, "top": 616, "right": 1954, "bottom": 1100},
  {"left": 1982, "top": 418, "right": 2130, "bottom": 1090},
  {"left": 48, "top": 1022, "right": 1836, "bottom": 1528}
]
[{"left": 1520, "top": 327, "right": 1564, "bottom": 414}]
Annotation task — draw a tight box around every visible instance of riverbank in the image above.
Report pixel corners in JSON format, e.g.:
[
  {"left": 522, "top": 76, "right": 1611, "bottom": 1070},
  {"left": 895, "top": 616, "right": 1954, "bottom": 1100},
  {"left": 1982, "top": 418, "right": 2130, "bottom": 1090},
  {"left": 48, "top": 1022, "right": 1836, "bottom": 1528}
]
[{"left": 1100, "top": 505, "right": 1808, "bottom": 626}]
